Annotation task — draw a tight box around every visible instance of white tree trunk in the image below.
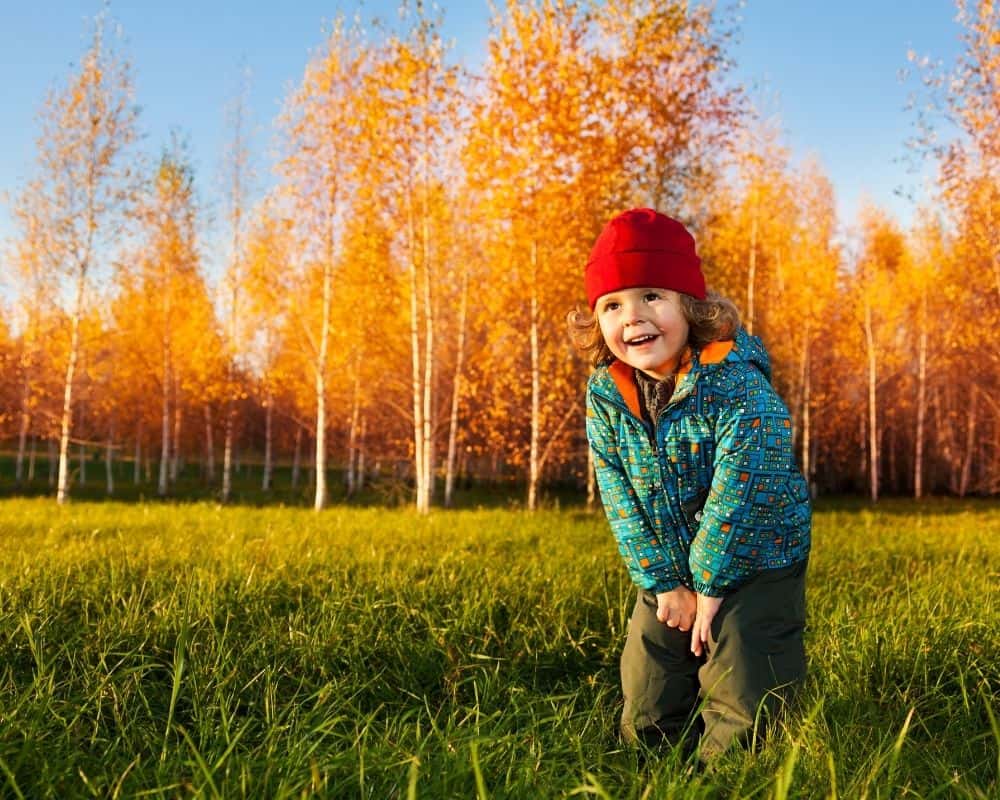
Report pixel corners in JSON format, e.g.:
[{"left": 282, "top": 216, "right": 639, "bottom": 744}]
[
  {"left": 346, "top": 372, "right": 361, "bottom": 496},
  {"left": 262, "top": 390, "right": 273, "bottom": 492},
  {"left": 444, "top": 268, "right": 469, "bottom": 508},
  {"left": 57, "top": 272, "right": 86, "bottom": 504},
  {"left": 158, "top": 362, "right": 170, "bottom": 497},
  {"left": 528, "top": 242, "right": 541, "bottom": 511},
  {"left": 314, "top": 375, "right": 327, "bottom": 510},
  {"left": 15, "top": 406, "right": 29, "bottom": 484},
  {"left": 105, "top": 423, "right": 115, "bottom": 496},
  {"left": 79, "top": 440, "right": 87, "bottom": 486},
  {"left": 802, "top": 355, "right": 812, "bottom": 492},
  {"left": 864, "top": 296, "right": 879, "bottom": 502},
  {"left": 16, "top": 362, "right": 31, "bottom": 482},
  {"left": 409, "top": 206, "right": 426, "bottom": 514},
  {"left": 222, "top": 405, "right": 234, "bottom": 502},
  {"left": 314, "top": 252, "right": 332, "bottom": 511},
  {"left": 170, "top": 395, "right": 181, "bottom": 484},
  {"left": 28, "top": 437, "right": 37, "bottom": 482},
  {"left": 421, "top": 215, "right": 435, "bottom": 513},
  {"left": 357, "top": 418, "right": 366, "bottom": 491},
  {"left": 798, "top": 331, "right": 812, "bottom": 484},
  {"left": 203, "top": 405, "right": 215, "bottom": 482},
  {"left": 746, "top": 201, "right": 758, "bottom": 336},
  {"left": 914, "top": 285, "right": 927, "bottom": 499},
  {"left": 134, "top": 423, "right": 141, "bottom": 485}
]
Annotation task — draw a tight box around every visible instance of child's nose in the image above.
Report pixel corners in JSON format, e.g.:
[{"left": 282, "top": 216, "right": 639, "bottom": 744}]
[{"left": 625, "top": 305, "right": 646, "bottom": 324}]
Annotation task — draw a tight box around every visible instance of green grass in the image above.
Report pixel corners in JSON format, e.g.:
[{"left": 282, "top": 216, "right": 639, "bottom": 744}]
[{"left": 0, "top": 498, "right": 997, "bottom": 798}]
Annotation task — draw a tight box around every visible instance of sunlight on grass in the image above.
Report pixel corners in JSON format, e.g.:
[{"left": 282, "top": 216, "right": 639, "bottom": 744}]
[{"left": 0, "top": 498, "right": 996, "bottom": 797}]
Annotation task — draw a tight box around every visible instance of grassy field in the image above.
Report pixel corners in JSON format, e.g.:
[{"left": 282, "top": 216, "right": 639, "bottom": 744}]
[{"left": 0, "top": 498, "right": 997, "bottom": 798}]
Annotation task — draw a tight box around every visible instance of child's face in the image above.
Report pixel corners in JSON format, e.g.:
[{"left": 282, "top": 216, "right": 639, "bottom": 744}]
[{"left": 595, "top": 287, "right": 689, "bottom": 379}]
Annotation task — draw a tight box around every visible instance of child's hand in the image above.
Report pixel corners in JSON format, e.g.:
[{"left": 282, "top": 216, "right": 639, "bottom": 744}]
[
  {"left": 691, "top": 594, "right": 723, "bottom": 657},
  {"left": 655, "top": 586, "right": 696, "bottom": 632}
]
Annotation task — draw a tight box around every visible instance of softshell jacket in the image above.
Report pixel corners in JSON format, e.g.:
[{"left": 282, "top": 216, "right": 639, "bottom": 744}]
[{"left": 586, "top": 328, "right": 811, "bottom": 597}]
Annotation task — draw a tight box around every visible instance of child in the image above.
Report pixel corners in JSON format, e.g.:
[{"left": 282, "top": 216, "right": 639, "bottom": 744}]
[{"left": 569, "top": 208, "right": 811, "bottom": 760}]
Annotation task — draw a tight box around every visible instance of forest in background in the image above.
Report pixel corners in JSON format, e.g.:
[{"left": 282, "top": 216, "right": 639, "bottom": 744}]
[{"left": 1, "top": 0, "right": 998, "bottom": 509}]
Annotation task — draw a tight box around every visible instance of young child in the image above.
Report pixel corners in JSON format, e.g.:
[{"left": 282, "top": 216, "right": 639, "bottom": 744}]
[{"left": 569, "top": 208, "right": 811, "bottom": 761}]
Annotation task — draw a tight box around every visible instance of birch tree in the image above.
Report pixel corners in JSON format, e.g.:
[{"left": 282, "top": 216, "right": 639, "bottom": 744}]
[
  {"left": 276, "top": 19, "right": 368, "bottom": 510},
  {"left": 358, "top": 2, "right": 462, "bottom": 513},
  {"left": 12, "top": 11, "right": 138, "bottom": 503},
  {"left": 219, "top": 76, "right": 255, "bottom": 502}
]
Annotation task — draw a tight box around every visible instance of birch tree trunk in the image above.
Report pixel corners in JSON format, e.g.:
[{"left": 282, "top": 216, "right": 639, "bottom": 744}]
[
  {"left": 444, "top": 268, "right": 469, "bottom": 508},
  {"left": 15, "top": 405, "right": 29, "bottom": 484},
  {"left": 158, "top": 364, "right": 170, "bottom": 497},
  {"left": 959, "top": 389, "right": 977, "bottom": 497},
  {"left": 745, "top": 199, "right": 758, "bottom": 336},
  {"left": 170, "top": 396, "right": 182, "bottom": 484},
  {"left": 802, "top": 354, "right": 812, "bottom": 492},
  {"left": 57, "top": 271, "right": 86, "bottom": 504},
  {"left": 134, "top": 424, "right": 141, "bottom": 485},
  {"left": 16, "top": 351, "right": 32, "bottom": 482},
  {"left": 408, "top": 203, "right": 427, "bottom": 513},
  {"left": 528, "top": 242, "right": 541, "bottom": 511},
  {"left": 914, "top": 285, "right": 928, "bottom": 498},
  {"left": 313, "top": 229, "right": 333, "bottom": 511},
  {"left": 105, "top": 423, "right": 115, "bottom": 496},
  {"left": 203, "top": 404, "right": 215, "bottom": 482},
  {"left": 79, "top": 440, "right": 87, "bottom": 486},
  {"left": 221, "top": 397, "right": 235, "bottom": 499},
  {"left": 346, "top": 371, "right": 361, "bottom": 497},
  {"left": 221, "top": 80, "right": 249, "bottom": 504},
  {"left": 420, "top": 208, "right": 435, "bottom": 512},
  {"left": 262, "top": 390, "right": 273, "bottom": 492},
  {"left": 864, "top": 295, "right": 879, "bottom": 502},
  {"left": 28, "top": 438, "right": 37, "bottom": 482},
  {"left": 222, "top": 405, "right": 234, "bottom": 502},
  {"left": 357, "top": 418, "right": 366, "bottom": 491}
]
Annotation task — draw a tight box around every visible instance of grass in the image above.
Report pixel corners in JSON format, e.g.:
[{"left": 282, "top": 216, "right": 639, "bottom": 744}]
[{"left": 0, "top": 498, "right": 997, "bottom": 798}]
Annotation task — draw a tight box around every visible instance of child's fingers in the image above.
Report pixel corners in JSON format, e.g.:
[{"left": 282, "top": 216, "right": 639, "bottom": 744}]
[{"left": 690, "top": 619, "right": 708, "bottom": 656}]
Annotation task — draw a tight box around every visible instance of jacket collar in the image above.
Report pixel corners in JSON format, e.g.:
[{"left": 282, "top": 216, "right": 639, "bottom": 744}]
[{"left": 606, "top": 339, "right": 735, "bottom": 419}]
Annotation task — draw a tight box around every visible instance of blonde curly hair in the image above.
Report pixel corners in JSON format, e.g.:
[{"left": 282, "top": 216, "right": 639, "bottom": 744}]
[{"left": 567, "top": 291, "right": 742, "bottom": 368}]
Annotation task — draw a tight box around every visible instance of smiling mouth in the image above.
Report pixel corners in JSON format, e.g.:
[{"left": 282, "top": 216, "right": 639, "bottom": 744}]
[{"left": 625, "top": 334, "right": 658, "bottom": 345}]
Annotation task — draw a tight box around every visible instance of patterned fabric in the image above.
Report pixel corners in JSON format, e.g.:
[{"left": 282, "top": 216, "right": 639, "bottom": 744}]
[{"left": 586, "top": 328, "right": 811, "bottom": 597}]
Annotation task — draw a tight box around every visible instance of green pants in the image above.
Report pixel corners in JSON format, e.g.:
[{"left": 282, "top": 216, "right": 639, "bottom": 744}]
[{"left": 619, "top": 560, "right": 807, "bottom": 759}]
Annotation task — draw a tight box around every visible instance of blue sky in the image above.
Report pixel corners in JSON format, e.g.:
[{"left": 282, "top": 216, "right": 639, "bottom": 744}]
[{"left": 0, "top": 1, "right": 965, "bottom": 270}]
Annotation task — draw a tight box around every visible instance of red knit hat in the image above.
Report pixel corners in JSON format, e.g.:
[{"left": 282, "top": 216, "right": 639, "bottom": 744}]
[{"left": 585, "top": 208, "right": 705, "bottom": 309}]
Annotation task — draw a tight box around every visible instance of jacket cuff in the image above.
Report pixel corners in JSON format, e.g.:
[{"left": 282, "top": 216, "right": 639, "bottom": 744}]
[{"left": 692, "top": 579, "right": 728, "bottom": 597}]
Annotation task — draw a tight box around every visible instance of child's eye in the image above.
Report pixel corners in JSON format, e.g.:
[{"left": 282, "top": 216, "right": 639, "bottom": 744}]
[
  {"left": 601, "top": 301, "right": 620, "bottom": 312},
  {"left": 643, "top": 292, "right": 661, "bottom": 302}
]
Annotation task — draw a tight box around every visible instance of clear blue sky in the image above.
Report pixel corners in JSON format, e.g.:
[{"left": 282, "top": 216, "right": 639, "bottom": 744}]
[{"left": 0, "top": 0, "right": 965, "bottom": 270}]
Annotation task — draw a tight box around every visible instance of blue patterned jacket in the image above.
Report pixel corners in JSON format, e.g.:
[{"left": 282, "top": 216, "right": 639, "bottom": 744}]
[{"left": 586, "top": 329, "right": 811, "bottom": 597}]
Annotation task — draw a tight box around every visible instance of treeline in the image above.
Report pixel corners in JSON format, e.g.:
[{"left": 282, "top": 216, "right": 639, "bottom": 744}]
[{"left": 2, "top": 0, "right": 998, "bottom": 508}]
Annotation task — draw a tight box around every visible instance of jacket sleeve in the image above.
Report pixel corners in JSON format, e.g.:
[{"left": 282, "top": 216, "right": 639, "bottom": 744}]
[
  {"left": 688, "top": 365, "right": 807, "bottom": 596},
  {"left": 586, "top": 388, "right": 688, "bottom": 593}
]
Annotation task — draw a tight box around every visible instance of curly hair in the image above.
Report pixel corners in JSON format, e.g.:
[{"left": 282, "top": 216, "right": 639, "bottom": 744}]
[{"left": 566, "top": 291, "right": 742, "bottom": 368}]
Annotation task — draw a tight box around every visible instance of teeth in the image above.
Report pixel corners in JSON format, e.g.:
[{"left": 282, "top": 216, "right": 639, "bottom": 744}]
[{"left": 627, "top": 335, "right": 655, "bottom": 345}]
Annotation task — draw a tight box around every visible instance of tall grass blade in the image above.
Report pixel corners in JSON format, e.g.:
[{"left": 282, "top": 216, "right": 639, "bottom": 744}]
[
  {"left": 471, "top": 740, "right": 489, "bottom": 800},
  {"left": 161, "top": 581, "right": 193, "bottom": 762}
]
